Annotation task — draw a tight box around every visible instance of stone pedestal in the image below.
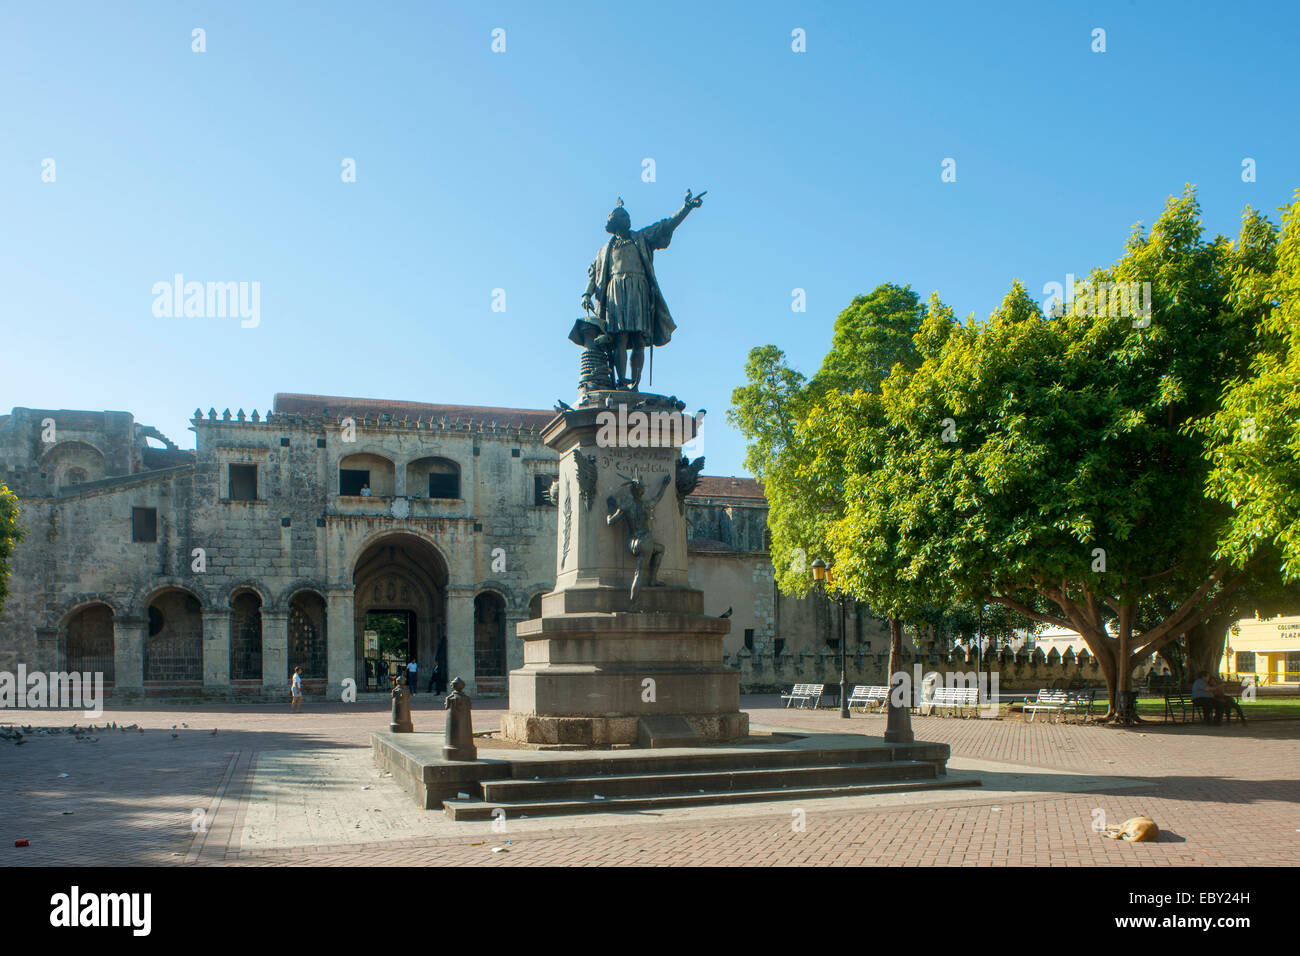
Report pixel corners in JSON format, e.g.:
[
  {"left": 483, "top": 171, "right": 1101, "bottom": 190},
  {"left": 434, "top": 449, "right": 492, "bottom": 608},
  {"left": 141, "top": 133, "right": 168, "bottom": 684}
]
[{"left": 501, "top": 390, "right": 748, "bottom": 747}]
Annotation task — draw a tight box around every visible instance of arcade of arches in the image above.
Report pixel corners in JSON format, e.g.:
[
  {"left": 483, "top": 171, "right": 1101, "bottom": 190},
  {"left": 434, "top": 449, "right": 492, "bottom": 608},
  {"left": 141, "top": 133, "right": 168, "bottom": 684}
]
[{"left": 53, "top": 534, "right": 541, "bottom": 697}]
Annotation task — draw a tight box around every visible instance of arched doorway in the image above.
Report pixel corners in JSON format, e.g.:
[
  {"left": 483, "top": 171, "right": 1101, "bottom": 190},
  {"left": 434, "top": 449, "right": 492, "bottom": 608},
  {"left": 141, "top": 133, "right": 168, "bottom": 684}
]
[
  {"left": 145, "top": 588, "right": 203, "bottom": 684},
  {"left": 288, "top": 591, "right": 328, "bottom": 686},
  {"left": 353, "top": 533, "right": 448, "bottom": 693},
  {"left": 66, "top": 604, "right": 115, "bottom": 683},
  {"left": 230, "top": 590, "right": 263, "bottom": 682},
  {"left": 474, "top": 591, "right": 507, "bottom": 695}
]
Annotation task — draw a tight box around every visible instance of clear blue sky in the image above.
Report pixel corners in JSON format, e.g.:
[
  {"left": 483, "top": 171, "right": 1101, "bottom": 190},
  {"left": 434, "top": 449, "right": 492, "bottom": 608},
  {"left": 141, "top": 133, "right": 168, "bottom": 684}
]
[{"left": 3, "top": 1, "right": 1297, "bottom": 476}]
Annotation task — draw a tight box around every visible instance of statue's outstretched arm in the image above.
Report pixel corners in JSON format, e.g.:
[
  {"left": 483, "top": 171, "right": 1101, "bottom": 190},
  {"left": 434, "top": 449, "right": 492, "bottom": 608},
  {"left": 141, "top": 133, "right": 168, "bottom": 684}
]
[
  {"left": 670, "top": 189, "right": 707, "bottom": 228},
  {"left": 648, "top": 190, "right": 706, "bottom": 248},
  {"left": 649, "top": 473, "right": 672, "bottom": 505}
]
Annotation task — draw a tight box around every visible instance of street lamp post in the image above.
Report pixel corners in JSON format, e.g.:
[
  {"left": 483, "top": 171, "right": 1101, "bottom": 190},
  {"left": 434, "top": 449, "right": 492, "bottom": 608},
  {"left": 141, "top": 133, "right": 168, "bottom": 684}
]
[{"left": 812, "top": 558, "right": 850, "bottom": 719}]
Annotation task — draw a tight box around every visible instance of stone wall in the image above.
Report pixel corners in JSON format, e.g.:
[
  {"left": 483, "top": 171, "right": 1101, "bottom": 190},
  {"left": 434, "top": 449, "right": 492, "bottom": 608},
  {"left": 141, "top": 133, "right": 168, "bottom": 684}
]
[
  {"left": 729, "top": 644, "right": 1161, "bottom": 694},
  {"left": 0, "top": 398, "right": 834, "bottom": 700}
]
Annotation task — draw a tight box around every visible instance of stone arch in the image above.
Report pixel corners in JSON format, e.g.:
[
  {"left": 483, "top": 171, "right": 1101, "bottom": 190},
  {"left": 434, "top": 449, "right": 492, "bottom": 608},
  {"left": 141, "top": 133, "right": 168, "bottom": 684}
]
[
  {"left": 64, "top": 602, "right": 115, "bottom": 683},
  {"left": 288, "top": 589, "right": 328, "bottom": 682},
  {"left": 40, "top": 440, "right": 106, "bottom": 491},
  {"left": 474, "top": 581, "right": 516, "bottom": 611},
  {"left": 337, "top": 450, "right": 396, "bottom": 496},
  {"left": 351, "top": 531, "right": 449, "bottom": 691},
  {"left": 144, "top": 586, "right": 204, "bottom": 683},
  {"left": 406, "top": 455, "right": 462, "bottom": 499},
  {"left": 527, "top": 590, "right": 547, "bottom": 620},
  {"left": 275, "top": 579, "right": 330, "bottom": 614},
  {"left": 474, "top": 590, "right": 507, "bottom": 686},
  {"left": 224, "top": 580, "right": 271, "bottom": 608},
  {"left": 229, "top": 587, "right": 264, "bottom": 682},
  {"left": 56, "top": 593, "right": 126, "bottom": 629},
  {"left": 132, "top": 578, "right": 213, "bottom": 618},
  {"left": 348, "top": 528, "right": 451, "bottom": 581}
]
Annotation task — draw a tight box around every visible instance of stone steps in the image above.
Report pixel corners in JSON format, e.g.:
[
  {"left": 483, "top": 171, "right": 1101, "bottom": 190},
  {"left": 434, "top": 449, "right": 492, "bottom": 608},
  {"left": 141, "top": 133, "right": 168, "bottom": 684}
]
[
  {"left": 444, "top": 771, "right": 978, "bottom": 820},
  {"left": 371, "top": 729, "right": 965, "bottom": 814},
  {"left": 479, "top": 758, "right": 937, "bottom": 803},
  {"left": 485, "top": 743, "right": 938, "bottom": 778}
]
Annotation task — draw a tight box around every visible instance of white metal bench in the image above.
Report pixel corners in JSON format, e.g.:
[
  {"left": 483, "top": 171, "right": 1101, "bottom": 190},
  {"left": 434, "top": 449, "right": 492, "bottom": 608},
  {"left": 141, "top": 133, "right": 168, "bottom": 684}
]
[
  {"left": 780, "top": 683, "right": 825, "bottom": 709},
  {"left": 920, "top": 686, "right": 980, "bottom": 717},
  {"left": 1024, "top": 689, "right": 1070, "bottom": 722},
  {"left": 847, "top": 684, "right": 890, "bottom": 712},
  {"left": 934, "top": 686, "right": 980, "bottom": 716}
]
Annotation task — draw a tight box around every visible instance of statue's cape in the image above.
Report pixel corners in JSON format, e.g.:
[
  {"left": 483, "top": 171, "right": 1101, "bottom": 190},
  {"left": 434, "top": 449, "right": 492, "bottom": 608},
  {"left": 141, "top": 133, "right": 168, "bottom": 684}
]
[{"left": 582, "top": 223, "right": 678, "bottom": 347}]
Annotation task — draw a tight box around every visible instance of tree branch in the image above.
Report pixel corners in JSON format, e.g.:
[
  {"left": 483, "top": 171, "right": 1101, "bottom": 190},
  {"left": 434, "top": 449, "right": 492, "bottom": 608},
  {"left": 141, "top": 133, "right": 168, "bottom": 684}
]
[
  {"left": 988, "top": 594, "right": 1072, "bottom": 631},
  {"left": 1132, "top": 571, "right": 1248, "bottom": 659},
  {"left": 1045, "top": 584, "right": 1104, "bottom": 641}
]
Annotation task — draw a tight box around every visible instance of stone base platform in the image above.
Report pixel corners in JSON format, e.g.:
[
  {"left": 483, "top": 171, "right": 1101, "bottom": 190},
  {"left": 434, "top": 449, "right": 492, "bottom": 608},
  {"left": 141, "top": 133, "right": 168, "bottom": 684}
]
[
  {"left": 498, "top": 709, "right": 748, "bottom": 747},
  {"left": 372, "top": 729, "right": 970, "bottom": 817}
]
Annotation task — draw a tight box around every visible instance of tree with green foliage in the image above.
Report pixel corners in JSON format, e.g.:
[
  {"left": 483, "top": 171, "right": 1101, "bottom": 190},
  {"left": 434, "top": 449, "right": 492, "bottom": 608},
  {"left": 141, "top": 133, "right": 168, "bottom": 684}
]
[
  {"left": 1198, "top": 190, "right": 1300, "bottom": 582},
  {"left": 729, "top": 284, "right": 931, "bottom": 598},
  {"left": 820, "top": 190, "right": 1293, "bottom": 721},
  {"left": 731, "top": 284, "right": 954, "bottom": 738},
  {"left": 366, "top": 613, "right": 410, "bottom": 660},
  {"left": 0, "top": 483, "right": 22, "bottom": 616}
]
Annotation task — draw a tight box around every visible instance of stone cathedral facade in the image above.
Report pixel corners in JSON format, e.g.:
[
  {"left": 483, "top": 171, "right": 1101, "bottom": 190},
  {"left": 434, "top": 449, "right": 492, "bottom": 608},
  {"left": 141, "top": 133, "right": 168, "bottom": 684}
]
[{"left": 0, "top": 394, "right": 841, "bottom": 699}]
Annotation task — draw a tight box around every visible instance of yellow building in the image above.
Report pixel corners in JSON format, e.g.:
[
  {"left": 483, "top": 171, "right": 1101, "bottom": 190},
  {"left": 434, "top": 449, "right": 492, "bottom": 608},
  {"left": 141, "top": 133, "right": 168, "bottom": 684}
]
[{"left": 1222, "top": 615, "right": 1300, "bottom": 686}]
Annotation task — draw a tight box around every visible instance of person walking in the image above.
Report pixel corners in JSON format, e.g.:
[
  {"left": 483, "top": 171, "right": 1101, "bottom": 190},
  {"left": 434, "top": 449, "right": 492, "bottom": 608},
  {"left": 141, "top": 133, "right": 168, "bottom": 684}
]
[
  {"left": 407, "top": 659, "right": 418, "bottom": 695},
  {"left": 290, "top": 666, "right": 304, "bottom": 713}
]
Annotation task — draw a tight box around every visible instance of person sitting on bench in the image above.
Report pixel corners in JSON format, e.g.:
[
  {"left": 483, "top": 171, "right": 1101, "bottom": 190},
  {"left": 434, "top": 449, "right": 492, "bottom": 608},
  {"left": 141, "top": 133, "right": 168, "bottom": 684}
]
[{"left": 1191, "top": 672, "right": 1245, "bottom": 725}]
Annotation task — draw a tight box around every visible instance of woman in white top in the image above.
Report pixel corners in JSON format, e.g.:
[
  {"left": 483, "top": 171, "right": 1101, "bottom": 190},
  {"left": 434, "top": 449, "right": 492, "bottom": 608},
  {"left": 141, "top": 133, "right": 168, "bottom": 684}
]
[{"left": 291, "top": 666, "right": 304, "bottom": 712}]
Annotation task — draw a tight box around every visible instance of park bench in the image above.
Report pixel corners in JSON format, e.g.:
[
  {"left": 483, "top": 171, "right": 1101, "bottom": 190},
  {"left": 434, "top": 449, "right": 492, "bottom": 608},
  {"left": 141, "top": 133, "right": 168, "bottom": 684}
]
[
  {"left": 1064, "top": 688, "right": 1098, "bottom": 723},
  {"left": 1023, "top": 689, "right": 1070, "bottom": 722},
  {"left": 781, "top": 683, "right": 825, "bottom": 709},
  {"left": 928, "top": 686, "right": 980, "bottom": 717},
  {"left": 1164, "top": 693, "right": 1194, "bottom": 723},
  {"left": 847, "top": 684, "right": 890, "bottom": 712},
  {"left": 1066, "top": 691, "right": 1097, "bottom": 723}
]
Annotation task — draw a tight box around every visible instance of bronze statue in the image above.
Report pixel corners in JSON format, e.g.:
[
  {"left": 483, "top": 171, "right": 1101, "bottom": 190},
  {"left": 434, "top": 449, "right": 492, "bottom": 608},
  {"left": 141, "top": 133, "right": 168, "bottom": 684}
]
[
  {"left": 572, "top": 189, "right": 706, "bottom": 391},
  {"left": 606, "top": 473, "right": 673, "bottom": 602},
  {"left": 675, "top": 455, "right": 705, "bottom": 507}
]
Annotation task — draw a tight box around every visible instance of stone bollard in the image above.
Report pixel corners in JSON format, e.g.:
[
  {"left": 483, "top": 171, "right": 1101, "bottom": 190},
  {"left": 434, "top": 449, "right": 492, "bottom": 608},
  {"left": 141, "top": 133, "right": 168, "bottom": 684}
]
[
  {"left": 390, "top": 673, "right": 413, "bottom": 733},
  {"left": 442, "top": 677, "right": 477, "bottom": 761}
]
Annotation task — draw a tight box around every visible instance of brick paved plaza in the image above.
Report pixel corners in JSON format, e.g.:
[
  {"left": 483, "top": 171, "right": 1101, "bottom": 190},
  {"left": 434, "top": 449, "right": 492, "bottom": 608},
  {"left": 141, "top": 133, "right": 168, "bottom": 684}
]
[{"left": 2, "top": 696, "right": 1296, "bottom": 867}]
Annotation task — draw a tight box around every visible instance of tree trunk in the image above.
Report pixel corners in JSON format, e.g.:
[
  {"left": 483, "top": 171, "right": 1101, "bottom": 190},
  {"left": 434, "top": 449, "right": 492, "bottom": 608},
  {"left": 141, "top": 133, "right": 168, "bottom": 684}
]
[
  {"left": 1186, "top": 616, "right": 1231, "bottom": 684},
  {"left": 884, "top": 615, "right": 913, "bottom": 743}
]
